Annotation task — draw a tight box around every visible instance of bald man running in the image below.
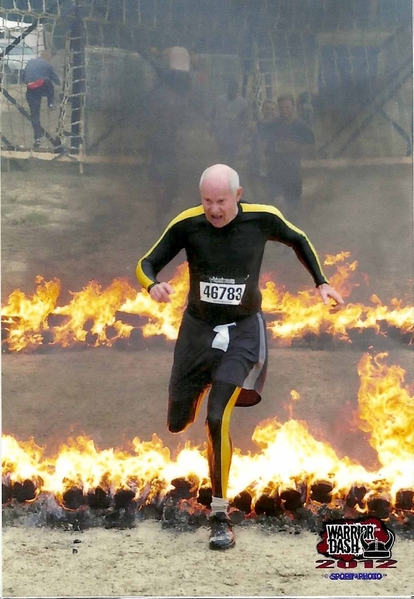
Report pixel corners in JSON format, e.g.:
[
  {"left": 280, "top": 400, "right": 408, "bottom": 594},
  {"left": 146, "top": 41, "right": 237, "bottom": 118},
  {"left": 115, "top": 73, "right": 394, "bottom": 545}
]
[{"left": 136, "top": 164, "right": 344, "bottom": 550}]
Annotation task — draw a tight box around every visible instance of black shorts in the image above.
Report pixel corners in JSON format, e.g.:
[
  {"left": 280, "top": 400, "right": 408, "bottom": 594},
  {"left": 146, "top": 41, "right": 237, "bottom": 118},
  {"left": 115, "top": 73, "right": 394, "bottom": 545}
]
[{"left": 169, "top": 311, "right": 268, "bottom": 409}]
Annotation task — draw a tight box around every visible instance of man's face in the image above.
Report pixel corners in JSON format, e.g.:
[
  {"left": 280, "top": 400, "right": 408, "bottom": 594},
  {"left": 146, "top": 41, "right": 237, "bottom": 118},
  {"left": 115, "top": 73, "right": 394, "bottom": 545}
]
[
  {"left": 278, "top": 99, "right": 294, "bottom": 121},
  {"left": 200, "top": 181, "right": 242, "bottom": 228},
  {"left": 262, "top": 102, "right": 277, "bottom": 122}
]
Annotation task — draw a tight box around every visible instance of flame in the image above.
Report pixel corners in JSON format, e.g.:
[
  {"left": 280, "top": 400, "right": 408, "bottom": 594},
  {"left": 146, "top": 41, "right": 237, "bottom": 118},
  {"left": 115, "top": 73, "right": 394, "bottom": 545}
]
[
  {"left": 120, "top": 263, "right": 189, "bottom": 340},
  {"left": 1, "top": 253, "right": 413, "bottom": 352},
  {"left": 2, "top": 354, "right": 413, "bottom": 510},
  {"left": 52, "top": 279, "right": 136, "bottom": 347},
  {"left": 356, "top": 353, "right": 414, "bottom": 497},
  {"left": 262, "top": 253, "right": 413, "bottom": 344},
  {"left": 1, "top": 276, "right": 61, "bottom": 352}
]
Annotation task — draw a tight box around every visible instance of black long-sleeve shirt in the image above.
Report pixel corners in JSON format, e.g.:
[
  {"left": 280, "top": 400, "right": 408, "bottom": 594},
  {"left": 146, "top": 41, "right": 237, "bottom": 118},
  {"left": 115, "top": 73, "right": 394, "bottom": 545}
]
[{"left": 136, "top": 202, "right": 328, "bottom": 326}]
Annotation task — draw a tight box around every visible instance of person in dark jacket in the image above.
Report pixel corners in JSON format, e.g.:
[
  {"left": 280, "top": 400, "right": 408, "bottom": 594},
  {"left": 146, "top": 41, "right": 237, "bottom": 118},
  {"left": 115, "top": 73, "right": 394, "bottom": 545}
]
[
  {"left": 256, "top": 95, "right": 315, "bottom": 219},
  {"left": 23, "top": 50, "right": 60, "bottom": 147}
]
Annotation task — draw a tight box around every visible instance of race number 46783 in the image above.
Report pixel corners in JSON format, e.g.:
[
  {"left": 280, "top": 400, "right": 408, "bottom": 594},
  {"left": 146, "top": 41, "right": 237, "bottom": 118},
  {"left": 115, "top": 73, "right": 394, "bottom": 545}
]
[{"left": 200, "top": 282, "right": 245, "bottom": 305}]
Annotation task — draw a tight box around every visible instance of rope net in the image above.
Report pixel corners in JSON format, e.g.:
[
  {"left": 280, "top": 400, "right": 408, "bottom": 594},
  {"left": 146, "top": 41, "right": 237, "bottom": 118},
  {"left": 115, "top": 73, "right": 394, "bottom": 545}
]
[{"left": 0, "top": 0, "right": 412, "bottom": 158}]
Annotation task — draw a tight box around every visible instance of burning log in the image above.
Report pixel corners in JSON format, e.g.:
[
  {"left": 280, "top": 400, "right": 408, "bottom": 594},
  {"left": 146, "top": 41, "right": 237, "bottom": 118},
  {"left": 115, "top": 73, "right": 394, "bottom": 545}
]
[
  {"left": 12, "top": 479, "right": 36, "bottom": 503},
  {"left": 253, "top": 492, "right": 282, "bottom": 517},
  {"left": 114, "top": 489, "right": 136, "bottom": 510},
  {"left": 62, "top": 487, "right": 86, "bottom": 511},
  {"left": 45, "top": 314, "right": 68, "bottom": 328},
  {"left": 231, "top": 490, "right": 252, "bottom": 514},
  {"left": 115, "top": 312, "right": 147, "bottom": 328},
  {"left": 396, "top": 489, "right": 414, "bottom": 511},
  {"left": 346, "top": 485, "right": 367, "bottom": 509},
  {"left": 367, "top": 495, "right": 392, "bottom": 519},
  {"left": 104, "top": 326, "right": 119, "bottom": 341},
  {"left": 87, "top": 487, "right": 111, "bottom": 510},
  {"left": 166, "top": 477, "right": 197, "bottom": 501},
  {"left": 280, "top": 487, "right": 306, "bottom": 512},
  {"left": 84, "top": 331, "right": 99, "bottom": 347},
  {"left": 197, "top": 486, "right": 212, "bottom": 509},
  {"left": 310, "top": 481, "right": 333, "bottom": 504}
]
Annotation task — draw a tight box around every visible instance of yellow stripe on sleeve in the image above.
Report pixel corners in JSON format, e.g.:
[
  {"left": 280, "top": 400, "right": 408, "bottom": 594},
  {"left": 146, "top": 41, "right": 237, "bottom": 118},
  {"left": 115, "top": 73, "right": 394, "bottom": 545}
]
[
  {"left": 241, "top": 203, "right": 327, "bottom": 280},
  {"left": 136, "top": 205, "right": 205, "bottom": 290}
]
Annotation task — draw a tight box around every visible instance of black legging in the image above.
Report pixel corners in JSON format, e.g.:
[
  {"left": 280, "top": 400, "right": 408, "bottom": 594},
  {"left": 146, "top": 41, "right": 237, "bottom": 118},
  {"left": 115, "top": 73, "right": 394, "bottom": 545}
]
[
  {"left": 168, "top": 380, "right": 240, "bottom": 499},
  {"left": 205, "top": 381, "right": 241, "bottom": 498}
]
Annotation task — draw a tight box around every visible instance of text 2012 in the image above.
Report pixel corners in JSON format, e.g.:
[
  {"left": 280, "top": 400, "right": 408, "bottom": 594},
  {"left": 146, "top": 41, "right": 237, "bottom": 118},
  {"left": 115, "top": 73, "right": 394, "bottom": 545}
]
[{"left": 316, "top": 559, "right": 397, "bottom": 569}]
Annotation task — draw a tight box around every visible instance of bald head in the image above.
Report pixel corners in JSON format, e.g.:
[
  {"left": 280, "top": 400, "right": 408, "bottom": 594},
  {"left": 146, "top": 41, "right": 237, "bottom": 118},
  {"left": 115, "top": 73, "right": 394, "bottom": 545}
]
[
  {"left": 199, "top": 164, "right": 240, "bottom": 194},
  {"left": 199, "top": 164, "right": 242, "bottom": 228}
]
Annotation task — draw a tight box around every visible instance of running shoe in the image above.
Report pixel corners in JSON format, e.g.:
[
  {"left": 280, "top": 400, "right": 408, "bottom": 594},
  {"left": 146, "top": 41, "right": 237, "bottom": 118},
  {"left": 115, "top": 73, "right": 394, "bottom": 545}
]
[{"left": 209, "top": 512, "right": 235, "bottom": 550}]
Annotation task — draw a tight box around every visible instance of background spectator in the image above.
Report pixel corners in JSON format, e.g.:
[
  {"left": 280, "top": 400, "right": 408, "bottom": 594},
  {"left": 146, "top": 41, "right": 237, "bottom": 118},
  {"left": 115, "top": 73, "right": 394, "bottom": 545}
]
[{"left": 257, "top": 94, "right": 315, "bottom": 220}]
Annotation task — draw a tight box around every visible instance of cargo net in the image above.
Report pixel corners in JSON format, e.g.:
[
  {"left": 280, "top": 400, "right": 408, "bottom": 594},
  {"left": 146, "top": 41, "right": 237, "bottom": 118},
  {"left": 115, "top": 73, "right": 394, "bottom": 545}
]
[
  {"left": 0, "top": 1, "right": 84, "bottom": 153},
  {"left": 0, "top": 0, "right": 412, "bottom": 158}
]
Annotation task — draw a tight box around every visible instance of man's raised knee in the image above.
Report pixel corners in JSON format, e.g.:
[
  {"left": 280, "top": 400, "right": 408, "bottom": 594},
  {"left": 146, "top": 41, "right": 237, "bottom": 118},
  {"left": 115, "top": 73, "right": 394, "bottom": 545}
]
[{"left": 168, "top": 421, "right": 184, "bottom": 434}]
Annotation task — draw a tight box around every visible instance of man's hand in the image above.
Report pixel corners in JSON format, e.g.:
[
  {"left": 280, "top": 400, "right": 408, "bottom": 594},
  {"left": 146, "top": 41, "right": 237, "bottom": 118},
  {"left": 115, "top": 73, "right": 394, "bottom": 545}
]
[
  {"left": 317, "top": 283, "right": 344, "bottom": 311},
  {"left": 149, "top": 282, "right": 174, "bottom": 303}
]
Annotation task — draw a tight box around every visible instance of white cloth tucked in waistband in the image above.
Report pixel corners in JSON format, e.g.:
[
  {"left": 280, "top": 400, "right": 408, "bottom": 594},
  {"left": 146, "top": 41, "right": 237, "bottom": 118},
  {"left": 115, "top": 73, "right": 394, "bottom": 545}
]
[{"left": 212, "top": 322, "right": 236, "bottom": 352}]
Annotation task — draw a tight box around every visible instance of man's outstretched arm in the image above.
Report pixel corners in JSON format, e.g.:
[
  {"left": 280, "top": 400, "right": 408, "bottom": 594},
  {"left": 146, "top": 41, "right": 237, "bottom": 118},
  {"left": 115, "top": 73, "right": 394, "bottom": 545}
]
[
  {"left": 136, "top": 223, "right": 184, "bottom": 295},
  {"left": 264, "top": 206, "right": 345, "bottom": 306}
]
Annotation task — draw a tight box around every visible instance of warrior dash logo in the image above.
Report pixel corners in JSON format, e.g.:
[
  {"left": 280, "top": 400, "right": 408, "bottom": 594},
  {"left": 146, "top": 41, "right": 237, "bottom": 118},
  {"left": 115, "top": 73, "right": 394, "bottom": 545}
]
[{"left": 316, "top": 517, "right": 396, "bottom": 567}]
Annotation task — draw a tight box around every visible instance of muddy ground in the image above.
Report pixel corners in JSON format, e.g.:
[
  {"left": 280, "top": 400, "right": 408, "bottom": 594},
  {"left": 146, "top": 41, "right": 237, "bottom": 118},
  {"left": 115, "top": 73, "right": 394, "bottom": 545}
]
[{"left": 1, "top": 158, "right": 413, "bottom": 597}]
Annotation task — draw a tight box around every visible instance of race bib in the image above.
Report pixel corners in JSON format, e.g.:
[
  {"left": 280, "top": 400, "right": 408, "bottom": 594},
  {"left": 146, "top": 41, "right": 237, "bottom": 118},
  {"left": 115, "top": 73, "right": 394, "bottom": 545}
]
[{"left": 200, "top": 281, "right": 245, "bottom": 305}]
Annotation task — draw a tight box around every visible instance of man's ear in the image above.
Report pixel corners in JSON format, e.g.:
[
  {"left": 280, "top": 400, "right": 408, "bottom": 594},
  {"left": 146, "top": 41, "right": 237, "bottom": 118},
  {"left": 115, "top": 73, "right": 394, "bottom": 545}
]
[{"left": 236, "top": 187, "right": 243, "bottom": 202}]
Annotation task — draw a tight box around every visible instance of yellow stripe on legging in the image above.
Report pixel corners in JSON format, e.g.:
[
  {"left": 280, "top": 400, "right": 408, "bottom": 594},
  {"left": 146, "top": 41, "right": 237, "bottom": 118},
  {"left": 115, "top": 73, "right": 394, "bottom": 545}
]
[{"left": 220, "top": 387, "right": 242, "bottom": 498}]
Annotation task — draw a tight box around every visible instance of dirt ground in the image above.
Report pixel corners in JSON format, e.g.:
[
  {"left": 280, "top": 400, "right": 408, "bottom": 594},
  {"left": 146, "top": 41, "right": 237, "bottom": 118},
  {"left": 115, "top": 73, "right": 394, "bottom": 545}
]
[{"left": 1, "top": 158, "right": 413, "bottom": 597}]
